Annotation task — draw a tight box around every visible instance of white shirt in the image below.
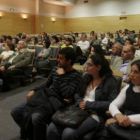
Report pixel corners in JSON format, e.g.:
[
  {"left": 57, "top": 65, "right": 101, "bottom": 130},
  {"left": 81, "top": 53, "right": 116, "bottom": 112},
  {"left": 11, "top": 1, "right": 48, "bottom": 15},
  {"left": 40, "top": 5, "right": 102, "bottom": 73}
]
[
  {"left": 8, "top": 52, "right": 19, "bottom": 64},
  {"left": 118, "top": 60, "right": 130, "bottom": 81},
  {"left": 109, "top": 84, "right": 140, "bottom": 125},
  {"left": 84, "top": 85, "right": 100, "bottom": 122},
  {"left": 135, "top": 50, "right": 140, "bottom": 58},
  {"left": 1, "top": 50, "right": 14, "bottom": 59},
  {"left": 77, "top": 40, "right": 90, "bottom": 51},
  {"left": 101, "top": 37, "right": 108, "bottom": 50},
  {"left": 38, "top": 48, "right": 48, "bottom": 57}
]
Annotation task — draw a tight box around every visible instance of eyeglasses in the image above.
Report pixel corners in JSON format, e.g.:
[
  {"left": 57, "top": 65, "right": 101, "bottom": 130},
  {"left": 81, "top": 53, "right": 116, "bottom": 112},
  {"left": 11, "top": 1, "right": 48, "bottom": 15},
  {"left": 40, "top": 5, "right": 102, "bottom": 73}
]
[{"left": 85, "top": 62, "right": 94, "bottom": 67}]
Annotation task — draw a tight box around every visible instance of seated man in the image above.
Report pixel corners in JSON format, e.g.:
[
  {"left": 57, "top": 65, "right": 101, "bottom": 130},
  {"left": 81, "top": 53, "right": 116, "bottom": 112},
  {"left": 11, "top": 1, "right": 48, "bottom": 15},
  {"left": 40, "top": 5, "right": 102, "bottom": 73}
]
[
  {"left": 0, "top": 40, "right": 31, "bottom": 91},
  {"left": 101, "top": 33, "right": 108, "bottom": 51},
  {"left": 11, "top": 47, "right": 82, "bottom": 140},
  {"left": 76, "top": 34, "right": 90, "bottom": 64},
  {"left": 107, "top": 42, "right": 122, "bottom": 65},
  {"left": 77, "top": 33, "right": 90, "bottom": 55},
  {"left": 112, "top": 45, "right": 139, "bottom": 82}
]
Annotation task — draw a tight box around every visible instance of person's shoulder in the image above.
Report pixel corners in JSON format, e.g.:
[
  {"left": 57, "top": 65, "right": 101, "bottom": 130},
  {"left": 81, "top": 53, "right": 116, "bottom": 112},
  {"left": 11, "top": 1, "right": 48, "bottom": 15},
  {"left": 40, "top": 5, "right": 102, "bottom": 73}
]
[
  {"left": 104, "top": 75, "right": 117, "bottom": 84},
  {"left": 52, "top": 66, "right": 58, "bottom": 71},
  {"left": 132, "top": 57, "right": 140, "bottom": 62},
  {"left": 77, "top": 40, "right": 82, "bottom": 43},
  {"left": 115, "top": 56, "right": 122, "bottom": 61},
  {"left": 69, "top": 45, "right": 74, "bottom": 48},
  {"left": 85, "top": 40, "right": 89, "bottom": 43},
  {"left": 1, "top": 51, "right": 6, "bottom": 54},
  {"left": 10, "top": 50, "right": 14, "bottom": 53},
  {"left": 67, "top": 69, "right": 82, "bottom": 79},
  {"left": 70, "top": 68, "right": 82, "bottom": 75},
  {"left": 113, "top": 56, "right": 122, "bottom": 64},
  {"left": 22, "top": 49, "right": 29, "bottom": 53},
  {"left": 61, "top": 44, "right": 65, "bottom": 48}
]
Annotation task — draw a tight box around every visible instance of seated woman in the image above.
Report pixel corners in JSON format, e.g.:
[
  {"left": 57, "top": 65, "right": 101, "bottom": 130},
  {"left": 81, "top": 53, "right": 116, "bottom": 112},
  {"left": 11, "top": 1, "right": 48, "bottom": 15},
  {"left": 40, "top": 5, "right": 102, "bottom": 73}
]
[
  {"left": 0, "top": 43, "right": 15, "bottom": 65},
  {"left": 105, "top": 59, "right": 140, "bottom": 140},
  {"left": 90, "top": 34, "right": 101, "bottom": 47},
  {"left": 12, "top": 37, "right": 19, "bottom": 48},
  {"left": 47, "top": 54, "right": 118, "bottom": 140},
  {"left": 50, "top": 35, "right": 60, "bottom": 48},
  {"left": 31, "top": 37, "right": 38, "bottom": 46},
  {"left": 34, "top": 39, "right": 51, "bottom": 69},
  {"left": 83, "top": 44, "right": 104, "bottom": 72},
  {"left": 90, "top": 44, "right": 104, "bottom": 56},
  {"left": 61, "top": 38, "right": 74, "bottom": 49}
]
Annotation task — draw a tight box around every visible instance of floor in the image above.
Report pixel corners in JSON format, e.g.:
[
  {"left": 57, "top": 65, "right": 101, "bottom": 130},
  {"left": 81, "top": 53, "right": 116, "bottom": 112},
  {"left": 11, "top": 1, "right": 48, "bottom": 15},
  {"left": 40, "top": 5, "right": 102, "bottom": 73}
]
[{"left": 0, "top": 77, "right": 45, "bottom": 140}]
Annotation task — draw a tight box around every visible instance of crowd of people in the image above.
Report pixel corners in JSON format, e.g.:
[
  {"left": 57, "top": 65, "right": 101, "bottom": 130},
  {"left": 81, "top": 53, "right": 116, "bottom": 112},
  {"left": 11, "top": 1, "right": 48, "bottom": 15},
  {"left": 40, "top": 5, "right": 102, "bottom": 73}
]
[{"left": 0, "top": 29, "right": 140, "bottom": 140}]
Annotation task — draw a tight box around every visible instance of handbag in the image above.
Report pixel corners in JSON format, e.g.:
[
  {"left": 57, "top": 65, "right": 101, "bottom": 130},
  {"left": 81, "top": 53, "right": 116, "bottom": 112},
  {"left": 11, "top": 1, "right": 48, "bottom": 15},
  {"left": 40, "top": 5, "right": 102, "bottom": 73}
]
[
  {"left": 52, "top": 105, "right": 89, "bottom": 128},
  {"left": 107, "top": 123, "right": 140, "bottom": 140}
]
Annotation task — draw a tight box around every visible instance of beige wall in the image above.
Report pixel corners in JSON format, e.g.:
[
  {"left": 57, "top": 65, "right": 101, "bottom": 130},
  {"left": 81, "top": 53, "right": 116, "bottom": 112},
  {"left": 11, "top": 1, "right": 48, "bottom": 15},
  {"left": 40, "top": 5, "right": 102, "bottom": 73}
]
[
  {"left": 65, "top": 0, "right": 140, "bottom": 18},
  {"left": 0, "top": 0, "right": 140, "bottom": 35},
  {"left": 0, "top": 11, "right": 35, "bottom": 36},
  {"left": 39, "top": 0, "right": 65, "bottom": 17},
  {"left": 38, "top": 0, "right": 65, "bottom": 34},
  {"left": 0, "top": 0, "right": 65, "bottom": 35},
  {"left": 1, "top": 12, "right": 140, "bottom": 35},
  {"left": 64, "top": 15, "right": 140, "bottom": 33},
  {"left": 39, "top": 15, "right": 65, "bottom": 34}
]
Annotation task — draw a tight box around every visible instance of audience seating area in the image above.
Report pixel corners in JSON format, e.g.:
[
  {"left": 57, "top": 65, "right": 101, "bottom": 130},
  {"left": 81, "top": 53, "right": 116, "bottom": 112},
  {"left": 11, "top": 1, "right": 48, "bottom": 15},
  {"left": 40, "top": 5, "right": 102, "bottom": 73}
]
[
  {"left": 0, "top": 30, "right": 140, "bottom": 90},
  {"left": 0, "top": 30, "right": 140, "bottom": 140}
]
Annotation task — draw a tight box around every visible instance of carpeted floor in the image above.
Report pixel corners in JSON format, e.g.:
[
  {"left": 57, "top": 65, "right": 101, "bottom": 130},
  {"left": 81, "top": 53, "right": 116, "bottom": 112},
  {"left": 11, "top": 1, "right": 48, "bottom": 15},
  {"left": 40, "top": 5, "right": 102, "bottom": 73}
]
[{"left": 0, "top": 77, "right": 45, "bottom": 140}]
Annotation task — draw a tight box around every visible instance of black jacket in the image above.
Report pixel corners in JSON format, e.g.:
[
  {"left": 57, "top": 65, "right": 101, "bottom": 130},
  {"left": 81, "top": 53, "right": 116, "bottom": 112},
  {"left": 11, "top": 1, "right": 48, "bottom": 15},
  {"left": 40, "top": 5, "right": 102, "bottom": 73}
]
[{"left": 75, "top": 74, "right": 118, "bottom": 124}]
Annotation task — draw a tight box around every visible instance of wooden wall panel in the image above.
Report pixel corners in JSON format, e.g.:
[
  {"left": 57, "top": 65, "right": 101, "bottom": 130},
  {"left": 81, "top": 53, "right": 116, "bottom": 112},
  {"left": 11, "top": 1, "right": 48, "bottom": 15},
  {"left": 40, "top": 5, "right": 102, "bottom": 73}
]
[
  {"left": 38, "top": 16, "right": 65, "bottom": 34},
  {"left": 0, "top": 11, "right": 35, "bottom": 36},
  {"left": 0, "top": 11, "right": 140, "bottom": 36},
  {"left": 64, "top": 15, "right": 140, "bottom": 33}
]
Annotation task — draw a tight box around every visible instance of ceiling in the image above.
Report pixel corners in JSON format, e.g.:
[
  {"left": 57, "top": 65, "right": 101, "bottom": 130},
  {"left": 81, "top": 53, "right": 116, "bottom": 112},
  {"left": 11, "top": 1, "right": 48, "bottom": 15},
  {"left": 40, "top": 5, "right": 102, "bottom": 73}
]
[{"left": 43, "top": 0, "right": 78, "bottom": 6}]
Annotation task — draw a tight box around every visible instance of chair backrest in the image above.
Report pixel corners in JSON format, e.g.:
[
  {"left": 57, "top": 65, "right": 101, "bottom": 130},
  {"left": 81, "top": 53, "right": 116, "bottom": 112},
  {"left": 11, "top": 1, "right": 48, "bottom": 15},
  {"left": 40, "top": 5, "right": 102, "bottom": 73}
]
[
  {"left": 105, "top": 55, "right": 111, "bottom": 64},
  {"left": 105, "top": 55, "right": 111, "bottom": 60},
  {"left": 113, "top": 70, "right": 123, "bottom": 77},
  {"left": 35, "top": 46, "right": 42, "bottom": 56},
  {"left": 50, "top": 47, "right": 59, "bottom": 58},
  {"left": 27, "top": 45, "right": 35, "bottom": 49},
  {"left": 113, "top": 70, "right": 123, "bottom": 93},
  {"left": 114, "top": 75, "right": 122, "bottom": 93},
  {"left": 73, "top": 64, "right": 84, "bottom": 75},
  {"left": 27, "top": 48, "right": 36, "bottom": 65},
  {"left": 73, "top": 64, "right": 84, "bottom": 71},
  {"left": 0, "top": 48, "right": 5, "bottom": 54}
]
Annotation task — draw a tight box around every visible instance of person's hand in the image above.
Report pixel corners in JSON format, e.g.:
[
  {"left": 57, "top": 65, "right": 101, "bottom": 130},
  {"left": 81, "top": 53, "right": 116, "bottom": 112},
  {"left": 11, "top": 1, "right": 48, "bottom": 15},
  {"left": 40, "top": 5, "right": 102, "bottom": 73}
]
[
  {"left": 27, "top": 90, "right": 35, "bottom": 100},
  {"left": 115, "top": 113, "right": 132, "bottom": 127},
  {"left": 8, "top": 65, "right": 15, "bottom": 70},
  {"left": 56, "top": 68, "right": 65, "bottom": 75},
  {"left": 0, "top": 66, "right": 5, "bottom": 71},
  {"left": 125, "top": 75, "right": 131, "bottom": 83},
  {"left": 105, "top": 118, "right": 117, "bottom": 126},
  {"left": 79, "top": 101, "right": 86, "bottom": 110}
]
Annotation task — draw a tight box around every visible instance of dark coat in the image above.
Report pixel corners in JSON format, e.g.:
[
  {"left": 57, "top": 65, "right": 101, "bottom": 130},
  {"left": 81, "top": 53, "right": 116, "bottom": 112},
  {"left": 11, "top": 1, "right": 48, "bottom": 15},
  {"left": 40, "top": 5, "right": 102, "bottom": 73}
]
[
  {"left": 21, "top": 67, "right": 82, "bottom": 138},
  {"left": 75, "top": 74, "right": 118, "bottom": 124},
  {"left": 21, "top": 88, "right": 65, "bottom": 138}
]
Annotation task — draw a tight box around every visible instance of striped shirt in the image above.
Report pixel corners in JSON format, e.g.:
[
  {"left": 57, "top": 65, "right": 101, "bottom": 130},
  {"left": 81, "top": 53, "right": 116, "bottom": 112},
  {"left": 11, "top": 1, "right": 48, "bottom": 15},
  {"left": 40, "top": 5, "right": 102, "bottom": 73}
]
[{"left": 33, "top": 67, "right": 82, "bottom": 98}]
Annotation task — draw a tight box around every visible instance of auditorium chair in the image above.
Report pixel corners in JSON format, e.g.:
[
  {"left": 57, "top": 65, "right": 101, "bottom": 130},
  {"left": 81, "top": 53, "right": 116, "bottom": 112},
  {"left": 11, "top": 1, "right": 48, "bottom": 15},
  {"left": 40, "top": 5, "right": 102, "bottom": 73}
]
[{"left": 38, "top": 46, "right": 59, "bottom": 76}]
